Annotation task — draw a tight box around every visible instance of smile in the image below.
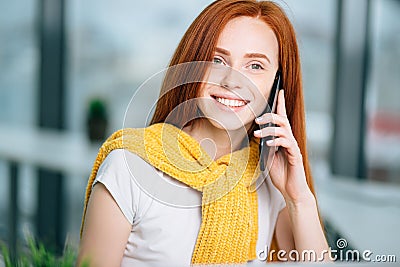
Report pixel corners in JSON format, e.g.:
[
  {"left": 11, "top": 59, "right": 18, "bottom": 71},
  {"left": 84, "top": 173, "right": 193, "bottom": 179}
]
[{"left": 215, "top": 97, "right": 247, "bottom": 107}]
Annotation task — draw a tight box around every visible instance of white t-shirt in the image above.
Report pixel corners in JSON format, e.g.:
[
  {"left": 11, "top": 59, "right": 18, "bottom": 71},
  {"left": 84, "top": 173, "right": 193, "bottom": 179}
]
[{"left": 93, "top": 149, "right": 285, "bottom": 267}]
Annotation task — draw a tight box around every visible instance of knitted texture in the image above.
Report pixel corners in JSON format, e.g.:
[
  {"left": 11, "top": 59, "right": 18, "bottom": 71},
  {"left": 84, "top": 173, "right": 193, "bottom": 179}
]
[{"left": 81, "top": 123, "right": 262, "bottom": 264}]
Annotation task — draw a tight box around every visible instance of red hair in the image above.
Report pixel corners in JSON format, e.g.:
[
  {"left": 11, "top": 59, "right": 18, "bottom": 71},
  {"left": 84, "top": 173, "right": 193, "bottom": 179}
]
[{"left": 150, "top": 0, "right": 320, "bottom": 260}]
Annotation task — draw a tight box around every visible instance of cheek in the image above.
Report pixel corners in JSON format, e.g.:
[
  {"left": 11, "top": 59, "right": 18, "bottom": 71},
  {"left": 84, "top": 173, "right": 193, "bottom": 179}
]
[
  {"left": 198, "top": 83, "right": 210, "bottom": 98},
  {"left": 253, "top": 79, "right": 273, "bottom": 105},
  {"left": 261, "top": 86, "right": 272, "bottom": 100},
  {"left": 258, "top": 78, "right": 274, "bottom": 97},
  {"left": 248, "top": 78, "right": 275, "bottom": 117}
]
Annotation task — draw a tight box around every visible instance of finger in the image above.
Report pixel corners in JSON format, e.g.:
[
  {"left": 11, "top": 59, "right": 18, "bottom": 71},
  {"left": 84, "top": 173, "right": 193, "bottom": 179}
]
[
  {"left": 255, "top": 113, "right": 288, "bottom": 127},
  {"left": 254, "top": 127, "right": 285, "bottom": 138},
  {"left": 266, "top": 137, "right": 290, "bottom": 148},
  {"left": 266, "top": 137, "right": 301, "bottom": 159},
  {"left": 276, "top": 89, "right": 287, "bottom": 117}
]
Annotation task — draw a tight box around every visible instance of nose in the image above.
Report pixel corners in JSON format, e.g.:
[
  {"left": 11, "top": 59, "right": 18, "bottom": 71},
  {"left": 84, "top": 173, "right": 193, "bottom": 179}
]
[{"left": 220, "top": 67, "right": 242, "bottom": 90}]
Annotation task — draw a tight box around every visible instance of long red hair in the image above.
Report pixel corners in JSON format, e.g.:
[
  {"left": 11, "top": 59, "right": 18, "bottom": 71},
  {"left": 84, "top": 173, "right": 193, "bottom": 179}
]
[{"left": 150, "top": 0, "right": 319, "bottom": 259}]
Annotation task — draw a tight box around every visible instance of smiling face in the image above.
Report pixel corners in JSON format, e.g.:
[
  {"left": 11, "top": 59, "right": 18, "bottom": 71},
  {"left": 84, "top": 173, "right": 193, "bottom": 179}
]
[{"left": 197, "top": 16, "right": 279, "bottom": 131}]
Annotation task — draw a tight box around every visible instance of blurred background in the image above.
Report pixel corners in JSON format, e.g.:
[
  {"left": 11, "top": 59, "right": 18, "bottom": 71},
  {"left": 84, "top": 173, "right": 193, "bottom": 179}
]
[{"left": 0, "top": 0, "right": 399, "bottom": 263}]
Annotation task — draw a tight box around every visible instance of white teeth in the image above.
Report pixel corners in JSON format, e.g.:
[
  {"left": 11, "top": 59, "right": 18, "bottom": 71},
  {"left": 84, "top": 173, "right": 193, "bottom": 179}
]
[{"left": 215, "top": 97, "right": 246, "bottom": 107}]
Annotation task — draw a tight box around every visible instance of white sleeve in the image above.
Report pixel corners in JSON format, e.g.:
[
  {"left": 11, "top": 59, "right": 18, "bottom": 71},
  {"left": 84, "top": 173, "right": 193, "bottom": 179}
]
[
  {"left": 265, "top": 174, "right": 286, "bottom": 212},
  {"left": 93, "top": 149, "right": 138, "bottom": 224}
]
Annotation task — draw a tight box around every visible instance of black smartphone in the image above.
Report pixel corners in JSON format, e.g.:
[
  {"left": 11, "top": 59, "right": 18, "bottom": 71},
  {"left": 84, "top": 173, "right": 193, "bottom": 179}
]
[{"left": 259, "top": 71, "right": 282, "bottom": 171}]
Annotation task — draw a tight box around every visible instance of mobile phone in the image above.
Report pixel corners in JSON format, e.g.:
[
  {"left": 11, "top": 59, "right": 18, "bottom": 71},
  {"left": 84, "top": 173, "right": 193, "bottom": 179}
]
[{"left": 259, "top": 71, "right": 282, "bottom": 171}]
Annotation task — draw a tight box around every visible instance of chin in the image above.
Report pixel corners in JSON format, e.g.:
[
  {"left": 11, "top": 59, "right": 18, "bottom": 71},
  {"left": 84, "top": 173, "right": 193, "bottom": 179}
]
[{"left": 200, "top": 111, "right": 255, "bottom": 133}]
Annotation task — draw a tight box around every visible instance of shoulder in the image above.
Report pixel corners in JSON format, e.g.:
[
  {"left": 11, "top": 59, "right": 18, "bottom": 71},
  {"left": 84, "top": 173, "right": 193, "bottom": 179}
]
[
  {"left": 99, "top": 148, "right": 124, "bottom": 166},
  {"left": 97, "top": 149, "right": 153, "bottom": 179},
  {"left": 98, "top": 149, "right": 130, "bottom": 172},
  {"left": 94, "top": 149, "right": 155, "bottom": 224}
]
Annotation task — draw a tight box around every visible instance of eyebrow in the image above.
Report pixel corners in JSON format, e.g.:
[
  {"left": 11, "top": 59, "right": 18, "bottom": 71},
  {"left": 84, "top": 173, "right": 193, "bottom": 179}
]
[
  {"left": 215, "top": 47, "right": 271, "bottom": 64},
  {"left": 244, "top": 53, "right": 271, "bottom": 64}
]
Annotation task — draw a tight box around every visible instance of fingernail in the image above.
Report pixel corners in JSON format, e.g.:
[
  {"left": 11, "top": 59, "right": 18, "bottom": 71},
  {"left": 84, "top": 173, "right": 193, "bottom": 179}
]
[
  {"left": 266, "top": 140, "right": 274, "bottom": 145},
  {"left": 255, "top": 117, "right": 262, "bottom": 122},
  {"left": 254, "top": 130, "right": 261, "bottom": 135}
]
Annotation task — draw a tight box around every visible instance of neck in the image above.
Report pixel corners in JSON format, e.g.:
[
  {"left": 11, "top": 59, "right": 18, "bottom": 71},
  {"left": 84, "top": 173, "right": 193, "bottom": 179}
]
[{"left": 182, "top": 119, "right": 249, "bottom": 160}]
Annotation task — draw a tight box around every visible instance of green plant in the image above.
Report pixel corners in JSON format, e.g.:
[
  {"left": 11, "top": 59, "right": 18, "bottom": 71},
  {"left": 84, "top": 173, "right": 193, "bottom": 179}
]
[
  {"left": 0, "top": 237, "right": 89, "bottom": 267},
  {"left": 1, "top": 242, "right": 12, "bottom": 267},
  {"left": 86, "top": 97, "right": 109, "bottom": 142},
  {"left": 87, "top": 98, "right": 107, "bottom": 120}
]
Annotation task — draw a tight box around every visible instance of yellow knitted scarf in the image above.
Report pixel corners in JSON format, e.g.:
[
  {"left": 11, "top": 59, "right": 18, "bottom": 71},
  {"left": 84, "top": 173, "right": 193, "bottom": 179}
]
[{"left": 81, "top": 123, "right": 262, "bottom": 264}]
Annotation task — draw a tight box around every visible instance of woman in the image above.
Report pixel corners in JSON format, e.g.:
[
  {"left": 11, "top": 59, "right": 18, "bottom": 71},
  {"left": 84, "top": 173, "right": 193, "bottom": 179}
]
[{"left": 78, "top": 0, "right": 330, "bottom": 266}]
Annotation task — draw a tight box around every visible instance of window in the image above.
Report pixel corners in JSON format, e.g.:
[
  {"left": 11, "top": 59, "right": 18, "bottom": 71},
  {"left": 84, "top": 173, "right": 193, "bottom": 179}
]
[
  {"left": 0, "top": 0, "right": 37, "bottom": 243},
  {"left": 0, "top": 1, "right": 37, "bottom": 126},
  {"left": 283, "top": 0, "right": 337, "bottom": 178},
  {"left": 66, "top": 0, "right": 214, "bottom": 134},
  {"left": 366, "top": 0, "right": 400, "bottom": 183}
]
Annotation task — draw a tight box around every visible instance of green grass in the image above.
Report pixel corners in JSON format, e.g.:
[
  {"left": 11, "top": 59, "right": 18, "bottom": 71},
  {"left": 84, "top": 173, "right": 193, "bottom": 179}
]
[{"left": 0, "top": 237, "right": 89, "bottom": 267}]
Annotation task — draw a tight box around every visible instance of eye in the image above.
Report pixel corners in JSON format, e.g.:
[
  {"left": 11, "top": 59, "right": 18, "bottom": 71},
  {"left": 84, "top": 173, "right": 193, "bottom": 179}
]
[
  {"left": 213, "top": 56, "right": 225, "bottom": 65},
  {"left": 250, "top": 63, "right": 264, "bottom": 70}
]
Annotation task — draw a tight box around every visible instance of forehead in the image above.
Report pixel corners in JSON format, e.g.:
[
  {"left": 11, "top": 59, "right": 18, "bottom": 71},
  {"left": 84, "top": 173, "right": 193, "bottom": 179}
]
[{"left": 216, "top": 16, "right": 279, "bottom": 64}]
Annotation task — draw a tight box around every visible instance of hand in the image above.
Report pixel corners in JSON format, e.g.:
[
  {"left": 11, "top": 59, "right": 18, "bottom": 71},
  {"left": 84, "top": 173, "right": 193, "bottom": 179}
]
[{"left": 254, "top": 90, "right": 313, "bottom": 205}]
